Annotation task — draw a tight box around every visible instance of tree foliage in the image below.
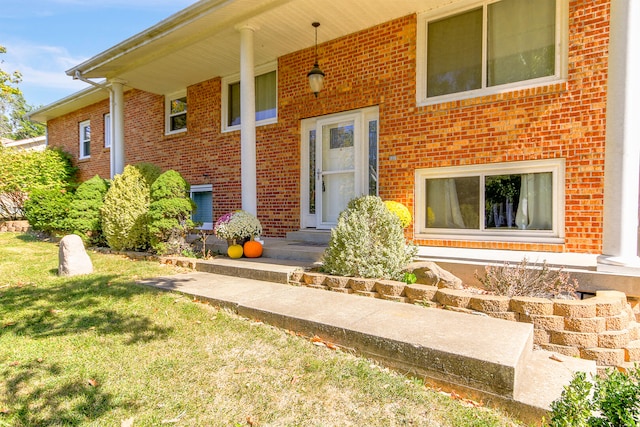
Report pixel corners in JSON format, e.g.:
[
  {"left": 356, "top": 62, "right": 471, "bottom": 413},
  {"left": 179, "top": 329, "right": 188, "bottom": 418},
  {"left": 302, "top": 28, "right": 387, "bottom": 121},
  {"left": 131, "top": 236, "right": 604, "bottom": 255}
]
[
  {"left": 0, "top": 45, "right": 45, "bottom": 140},
  {"left": 148, "top": 170, "right": 195, "bottom": 254},
  {"left": 0, "top": 146, "right": 77, "bottom": 219},
  {"left": 321, "top": 196, "right": 417, "bottom": 280}
]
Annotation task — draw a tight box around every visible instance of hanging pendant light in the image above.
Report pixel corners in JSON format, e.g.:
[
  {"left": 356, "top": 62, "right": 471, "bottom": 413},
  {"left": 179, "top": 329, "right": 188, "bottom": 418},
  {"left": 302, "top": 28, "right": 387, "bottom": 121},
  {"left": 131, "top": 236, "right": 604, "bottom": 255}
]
[{"left": 307, "top": 22, "right": 325, "bottom": 97}]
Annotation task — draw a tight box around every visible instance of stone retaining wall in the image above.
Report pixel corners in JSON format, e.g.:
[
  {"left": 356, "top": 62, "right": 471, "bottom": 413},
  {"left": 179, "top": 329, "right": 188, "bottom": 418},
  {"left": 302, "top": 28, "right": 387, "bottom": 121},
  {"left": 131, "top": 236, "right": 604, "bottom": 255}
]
[
  {"left": 293, "top": 271, "right": 640, "bottom": 370},
  {"left": 0, "top": 220, "right": 29, "bottom": 233}
]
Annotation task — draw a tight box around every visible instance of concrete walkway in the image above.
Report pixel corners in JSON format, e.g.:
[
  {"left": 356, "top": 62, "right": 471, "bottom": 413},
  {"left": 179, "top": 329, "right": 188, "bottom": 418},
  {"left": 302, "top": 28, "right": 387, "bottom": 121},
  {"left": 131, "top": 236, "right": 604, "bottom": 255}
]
[{"left": 138, "top": 269, "right": 596, "bottom": 425}]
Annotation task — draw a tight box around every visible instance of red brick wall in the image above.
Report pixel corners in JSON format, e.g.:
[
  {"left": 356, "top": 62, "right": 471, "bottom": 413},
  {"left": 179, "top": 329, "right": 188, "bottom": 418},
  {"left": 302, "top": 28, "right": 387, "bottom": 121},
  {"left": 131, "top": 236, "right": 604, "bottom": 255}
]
[{"left": 47, "top": 0, "right": 609, "bottom": 253}]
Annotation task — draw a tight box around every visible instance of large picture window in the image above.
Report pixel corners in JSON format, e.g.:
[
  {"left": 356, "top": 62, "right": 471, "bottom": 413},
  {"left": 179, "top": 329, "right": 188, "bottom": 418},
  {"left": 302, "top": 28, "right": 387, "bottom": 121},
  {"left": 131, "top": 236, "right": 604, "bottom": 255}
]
[
  {"left": 415, "top": 159, "right": 564, "bottom": 242},
  {"left": 222, "top": 62, "right": 277, "bottom": 132},
  {"left": 417, "top": 0, "right": 567, "bottom": 104}
]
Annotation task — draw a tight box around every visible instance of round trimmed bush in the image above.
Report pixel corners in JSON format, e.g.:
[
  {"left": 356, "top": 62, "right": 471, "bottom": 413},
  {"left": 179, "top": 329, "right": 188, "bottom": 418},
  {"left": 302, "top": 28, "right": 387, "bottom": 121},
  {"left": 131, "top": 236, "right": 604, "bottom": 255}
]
[
  {"left": 23, "top": 188, "right": 73, "bottom": 234},
  {"left": 147, "top": 170, "right": 195, "bottom": 254},
  {"left": 67, "top": 175, "right": 109, "bottom": 246},
  {"left": 321, "top": 196, "right": 417, "bottom": 280}
]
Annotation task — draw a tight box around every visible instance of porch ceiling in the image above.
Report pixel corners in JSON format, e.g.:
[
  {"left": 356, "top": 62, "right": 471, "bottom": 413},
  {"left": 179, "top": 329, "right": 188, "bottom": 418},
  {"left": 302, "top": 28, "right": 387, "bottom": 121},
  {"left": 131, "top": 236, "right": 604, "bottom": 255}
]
[{"left": 67, "top": 0, "right": 446, "bottom": 96}]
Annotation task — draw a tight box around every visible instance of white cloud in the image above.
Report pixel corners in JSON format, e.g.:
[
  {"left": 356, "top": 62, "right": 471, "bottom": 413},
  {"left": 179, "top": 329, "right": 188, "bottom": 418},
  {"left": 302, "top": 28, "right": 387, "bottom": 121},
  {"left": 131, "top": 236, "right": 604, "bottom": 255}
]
[{"left": 2, "top": 40, "right": 91, "bottom": 105}]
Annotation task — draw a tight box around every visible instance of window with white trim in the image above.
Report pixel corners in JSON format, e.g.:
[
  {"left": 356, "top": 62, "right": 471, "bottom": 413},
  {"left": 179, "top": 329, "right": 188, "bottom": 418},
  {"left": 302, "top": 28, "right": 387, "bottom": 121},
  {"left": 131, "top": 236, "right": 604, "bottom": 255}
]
[
  {"left": 104, "top": 113, "right": 111, "bottom": 148},
  {"left": 190, "top": 184, "right": 213, "bottom": 230},
  {"left": 415, "top": 159, "right": 564, "bottom": 242},
  {"left": 79, "top": 120, "right": 91, "bottom": 159},
  {"left": 165, "top": 91, "right": 187, "bottom": 134},
  {"left": 221, "top": 62, "right": 277, "bottom": 132},
  {"left": 416, "top": 0, "right": 567, "bottom": 105}
]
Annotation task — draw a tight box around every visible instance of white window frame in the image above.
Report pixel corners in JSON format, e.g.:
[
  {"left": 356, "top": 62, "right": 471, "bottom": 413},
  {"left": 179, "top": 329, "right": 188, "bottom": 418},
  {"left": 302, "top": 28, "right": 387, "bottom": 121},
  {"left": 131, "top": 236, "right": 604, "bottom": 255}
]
[
  {"left": 190, "top": 184, "right": 213, "bottom": 230},
  {"left": 416, "top": 0, "right": 569, "bottom": 106},
  {"left": 414, "top": 159, "right": 565, "bottom": 243},
  {"left": 79, "top": 120, "right": 91, "bottom": 159},
  {"left": 221, "top": 61, "right": 278, "bottom": 133},
  {"left": 165, "top": 90, "right": 187, "bottom": 135},
  {"left": 104, "top": 113, "right": 111, "bottom": 149}
]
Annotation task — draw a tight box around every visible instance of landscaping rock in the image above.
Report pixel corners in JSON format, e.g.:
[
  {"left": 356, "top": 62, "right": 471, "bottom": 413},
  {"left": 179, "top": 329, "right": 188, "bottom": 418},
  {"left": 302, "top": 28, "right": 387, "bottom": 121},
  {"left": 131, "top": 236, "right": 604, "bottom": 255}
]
[
  {"left": 58, "top": 234, "right": 93, "bottom": 277},
  {"left": 326, "top": 275, "right": 350, "bottom": 289},
  {"left": 406, "top": 261, "right": 463, "bottom": 290},
  {"left": 469, "top": 294, "right": 510, "bottom": 313},
  {"left": 349, "top": 278, "right": 376, "bottom": 292}
]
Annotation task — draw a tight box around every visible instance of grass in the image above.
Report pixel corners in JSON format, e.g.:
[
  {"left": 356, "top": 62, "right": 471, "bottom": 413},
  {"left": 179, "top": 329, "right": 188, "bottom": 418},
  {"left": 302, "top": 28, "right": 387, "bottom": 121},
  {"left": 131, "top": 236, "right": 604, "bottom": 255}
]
[{"left": 0, "top": 233, "right": 524, "bottom": 426}]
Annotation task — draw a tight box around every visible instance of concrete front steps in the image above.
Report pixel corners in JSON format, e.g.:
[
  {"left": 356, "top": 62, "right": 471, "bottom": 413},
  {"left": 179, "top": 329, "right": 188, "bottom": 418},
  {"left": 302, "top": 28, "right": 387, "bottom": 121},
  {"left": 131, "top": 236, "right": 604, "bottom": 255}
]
[{"left": 155, "top": 253, "right": 597, "bottom": 424}]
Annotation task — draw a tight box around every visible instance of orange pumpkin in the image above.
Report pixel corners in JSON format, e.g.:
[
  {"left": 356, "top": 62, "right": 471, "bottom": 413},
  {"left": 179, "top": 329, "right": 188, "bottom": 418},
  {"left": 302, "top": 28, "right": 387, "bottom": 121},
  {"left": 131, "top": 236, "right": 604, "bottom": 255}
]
[
  {"left": 227, "top": 244, "right": 243, "bottom": 259},
  {"left": 243, "top": 240, "right": 263, "bottom": 258}
]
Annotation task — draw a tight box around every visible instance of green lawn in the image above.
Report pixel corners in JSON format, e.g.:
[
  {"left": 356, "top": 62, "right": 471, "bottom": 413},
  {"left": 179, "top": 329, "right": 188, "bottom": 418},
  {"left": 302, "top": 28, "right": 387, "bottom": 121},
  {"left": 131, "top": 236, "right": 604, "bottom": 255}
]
[{"left": 0, "top": 233, "right": 523, "bottom": 426}]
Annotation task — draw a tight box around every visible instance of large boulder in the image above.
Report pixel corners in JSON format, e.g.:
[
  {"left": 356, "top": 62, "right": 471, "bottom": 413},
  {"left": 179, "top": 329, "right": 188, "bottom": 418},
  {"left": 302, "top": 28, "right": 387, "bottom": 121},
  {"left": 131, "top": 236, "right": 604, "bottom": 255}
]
[
  {"left": 405, "top": 261, "right": 463, "bottom": 290},
  {"left": 58, "top": 234, "right": 93, "bottom": 277}
]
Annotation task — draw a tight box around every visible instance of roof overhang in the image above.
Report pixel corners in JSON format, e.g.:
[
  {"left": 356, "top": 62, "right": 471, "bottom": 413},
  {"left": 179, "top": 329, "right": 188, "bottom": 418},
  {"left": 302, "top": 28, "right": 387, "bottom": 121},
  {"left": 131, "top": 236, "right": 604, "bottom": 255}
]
[{"left": 32, "top": 0, "right": 446, "bottom": 123}]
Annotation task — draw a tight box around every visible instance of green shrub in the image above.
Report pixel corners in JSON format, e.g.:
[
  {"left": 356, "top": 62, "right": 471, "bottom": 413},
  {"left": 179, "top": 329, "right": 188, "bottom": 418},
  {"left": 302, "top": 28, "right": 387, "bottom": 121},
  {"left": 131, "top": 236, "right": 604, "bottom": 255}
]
[
  {"left": 101, "top": 164, "right": 159, "bottom": 251},
  {"left": 148, "top": 170, "right": 195, "bottom": 254},
  {"left": 321, "top": 196, "right": 417, "bottom": 280},
  {"left": 67, "top": 175, "right": 109, "bottom": 246},
  {"left": 23, "top": 188, "right": 73, "bottom": 234},
  {"left": 549, "top": 367, "right": 640, "bottom": 426},
  {"left": 0, "top": 147, "right": 77, "bottom": 220}
]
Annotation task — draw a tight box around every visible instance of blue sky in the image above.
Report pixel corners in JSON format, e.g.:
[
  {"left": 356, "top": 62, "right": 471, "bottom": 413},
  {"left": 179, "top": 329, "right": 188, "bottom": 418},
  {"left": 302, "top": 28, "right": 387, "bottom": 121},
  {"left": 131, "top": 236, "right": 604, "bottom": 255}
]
[{"left": 0, "top": 0, "right": 199, "bottom": 108}]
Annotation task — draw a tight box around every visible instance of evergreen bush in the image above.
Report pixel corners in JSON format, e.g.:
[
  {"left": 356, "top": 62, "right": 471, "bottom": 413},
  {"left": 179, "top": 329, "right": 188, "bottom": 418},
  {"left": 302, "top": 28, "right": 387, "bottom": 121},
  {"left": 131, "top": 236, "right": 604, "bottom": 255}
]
[
  {"left": 321, "top": 196, "right": 417, "bottom": 280},
  {"left": 101, "top": 164, "right": 159, "bottom": 251},
  {"left": 23, "top": 188, "right": 73, "bottom": 234},
  {"left": 67, "top": 175, "right": 109, "bottom": 246},
  {"left": 147, "top": 170, "right": 195, "bottom": 254}
]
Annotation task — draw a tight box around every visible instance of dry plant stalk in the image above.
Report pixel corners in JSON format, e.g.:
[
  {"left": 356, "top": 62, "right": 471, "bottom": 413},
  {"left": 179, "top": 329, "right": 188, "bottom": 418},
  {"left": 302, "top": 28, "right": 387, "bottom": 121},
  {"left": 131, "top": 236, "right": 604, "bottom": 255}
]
[{"left": 475, "top": 258, "right": 578, "bottom": 299}]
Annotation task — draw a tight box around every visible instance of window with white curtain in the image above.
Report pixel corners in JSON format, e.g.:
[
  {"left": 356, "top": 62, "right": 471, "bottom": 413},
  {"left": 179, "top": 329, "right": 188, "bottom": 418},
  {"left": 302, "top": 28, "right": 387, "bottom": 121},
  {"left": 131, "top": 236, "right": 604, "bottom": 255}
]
[
  {"left": 222, "top": 62, "right": 277, "bottom": 132},
  {"left": 104, "top": 113, "right": 111, "bottom": 148},
  {"left": 417, "top": 0, "right": 567, "bottom": 105},
  {"left": 79, "top": 120, "right": 91, "bottom": 159},
  {"left": 415, "top": 159, "right": 564, "bottom": 242}
]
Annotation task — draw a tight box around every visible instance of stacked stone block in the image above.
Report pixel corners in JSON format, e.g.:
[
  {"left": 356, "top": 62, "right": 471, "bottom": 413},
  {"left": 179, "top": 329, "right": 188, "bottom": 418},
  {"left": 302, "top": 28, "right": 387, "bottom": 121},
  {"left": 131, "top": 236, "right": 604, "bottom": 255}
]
[
  {"left": 0, "top": 221, "right": 30, "bottom": 232},
  {"left": 291, "top": 273, "right": 640, "bottom": 369}
]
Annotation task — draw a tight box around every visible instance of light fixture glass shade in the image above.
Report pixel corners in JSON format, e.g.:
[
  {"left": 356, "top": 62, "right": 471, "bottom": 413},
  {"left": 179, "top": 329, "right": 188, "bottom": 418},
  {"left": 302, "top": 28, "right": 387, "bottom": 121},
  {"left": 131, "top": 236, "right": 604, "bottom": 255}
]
[{"left": 308, "top": 63, "right": 325, "bottom": 96}]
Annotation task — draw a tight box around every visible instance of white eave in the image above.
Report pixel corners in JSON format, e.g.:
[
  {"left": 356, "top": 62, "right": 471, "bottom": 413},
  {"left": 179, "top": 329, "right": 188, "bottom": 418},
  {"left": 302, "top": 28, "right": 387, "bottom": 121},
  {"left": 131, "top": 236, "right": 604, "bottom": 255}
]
[{"left": 32, "top": 0, "right": 446, "bottom": 123}]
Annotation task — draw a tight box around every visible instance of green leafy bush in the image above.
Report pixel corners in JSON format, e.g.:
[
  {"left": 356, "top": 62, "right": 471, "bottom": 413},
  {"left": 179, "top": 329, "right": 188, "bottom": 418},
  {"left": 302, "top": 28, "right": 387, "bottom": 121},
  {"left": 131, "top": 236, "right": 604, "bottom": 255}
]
[
  {"left": 321, "top": 196, "right": 417, "bottom": 280},
  {"left": 23, "top": 188, "right": 73, "bottom": 234},
  {"left": 0, "top": 147, "right": 76, "bottom": 220},
  {"left": 67, "top": 175, "right": 109, "bottom": 246},
  {"left": 101, "top": 164, "right": 159, "bottom": 251},
  {"left": 147, "top": 170, "right": 195, "bottom": 254},
  {"left": 549, "top": 367, "right": 640, "bottom": 427}
]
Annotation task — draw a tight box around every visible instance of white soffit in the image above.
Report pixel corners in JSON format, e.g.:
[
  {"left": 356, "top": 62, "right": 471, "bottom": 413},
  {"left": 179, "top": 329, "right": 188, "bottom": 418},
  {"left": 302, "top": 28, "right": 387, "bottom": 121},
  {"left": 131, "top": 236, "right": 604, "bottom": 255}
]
[{"left": 68, "top": 0, "right": 444, "bottom": 95}]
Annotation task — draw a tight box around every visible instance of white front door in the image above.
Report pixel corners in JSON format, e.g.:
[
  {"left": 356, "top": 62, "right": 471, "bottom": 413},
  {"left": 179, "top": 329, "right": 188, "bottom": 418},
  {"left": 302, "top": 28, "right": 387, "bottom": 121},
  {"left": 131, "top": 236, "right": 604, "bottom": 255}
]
[{"left": 301, "top": 107, "right": 379, "bottom": 229}]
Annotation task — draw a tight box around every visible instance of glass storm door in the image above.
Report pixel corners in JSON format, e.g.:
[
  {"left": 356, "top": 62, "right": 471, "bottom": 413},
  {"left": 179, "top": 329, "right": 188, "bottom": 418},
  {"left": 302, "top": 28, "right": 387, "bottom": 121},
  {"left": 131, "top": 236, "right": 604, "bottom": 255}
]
[
  {"left": 300, "top": 107, "right": 379, "bottom": 229},
  {"left": 317, "top": 119, "right": 358, "bottom": 228}
]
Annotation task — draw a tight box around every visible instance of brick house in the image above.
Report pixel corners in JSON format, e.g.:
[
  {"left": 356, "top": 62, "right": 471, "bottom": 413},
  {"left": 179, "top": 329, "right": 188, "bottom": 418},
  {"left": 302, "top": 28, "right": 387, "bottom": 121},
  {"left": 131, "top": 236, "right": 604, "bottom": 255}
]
[{"left": 31, "top": 0, "right": 640, "bottom": 273}]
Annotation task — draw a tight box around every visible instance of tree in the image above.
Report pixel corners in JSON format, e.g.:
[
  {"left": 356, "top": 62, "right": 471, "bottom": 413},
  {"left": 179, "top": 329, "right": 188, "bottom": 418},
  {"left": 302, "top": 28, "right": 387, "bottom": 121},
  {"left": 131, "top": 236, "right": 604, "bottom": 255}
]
[{"left": 0, "top": 45, "right": 45, "bottom": 140}]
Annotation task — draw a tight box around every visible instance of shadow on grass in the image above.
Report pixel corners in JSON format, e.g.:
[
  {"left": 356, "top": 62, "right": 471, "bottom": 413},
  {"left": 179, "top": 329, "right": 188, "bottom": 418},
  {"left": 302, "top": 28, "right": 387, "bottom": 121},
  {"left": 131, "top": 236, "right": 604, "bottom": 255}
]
[
  {"left": 1, "top": 359, "right": 139, "bottom": 426},
  {"left": 0, "top": 273, "right": 173, "bottom": 344}
]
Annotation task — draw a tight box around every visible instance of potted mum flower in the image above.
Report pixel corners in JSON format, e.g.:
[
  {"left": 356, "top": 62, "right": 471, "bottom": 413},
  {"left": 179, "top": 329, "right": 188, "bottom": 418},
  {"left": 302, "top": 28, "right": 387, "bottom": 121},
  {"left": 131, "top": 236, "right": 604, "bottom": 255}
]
[{"left": 213, "top": 210, "right": 262, "bottom": 245}]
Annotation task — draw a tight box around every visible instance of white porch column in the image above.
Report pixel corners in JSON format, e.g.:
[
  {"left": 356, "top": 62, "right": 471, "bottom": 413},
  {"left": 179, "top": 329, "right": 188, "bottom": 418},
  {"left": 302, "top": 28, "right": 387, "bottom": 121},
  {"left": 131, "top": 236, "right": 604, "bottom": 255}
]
[
  {"left": 598, "top": 0, "right": 640, "bottom": 271},
  {"left": 109, "top": 79, "right": 126, "bottom": 178},
  {"left": 238, "top": 24, "right": 258, "bottom": 215}
]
